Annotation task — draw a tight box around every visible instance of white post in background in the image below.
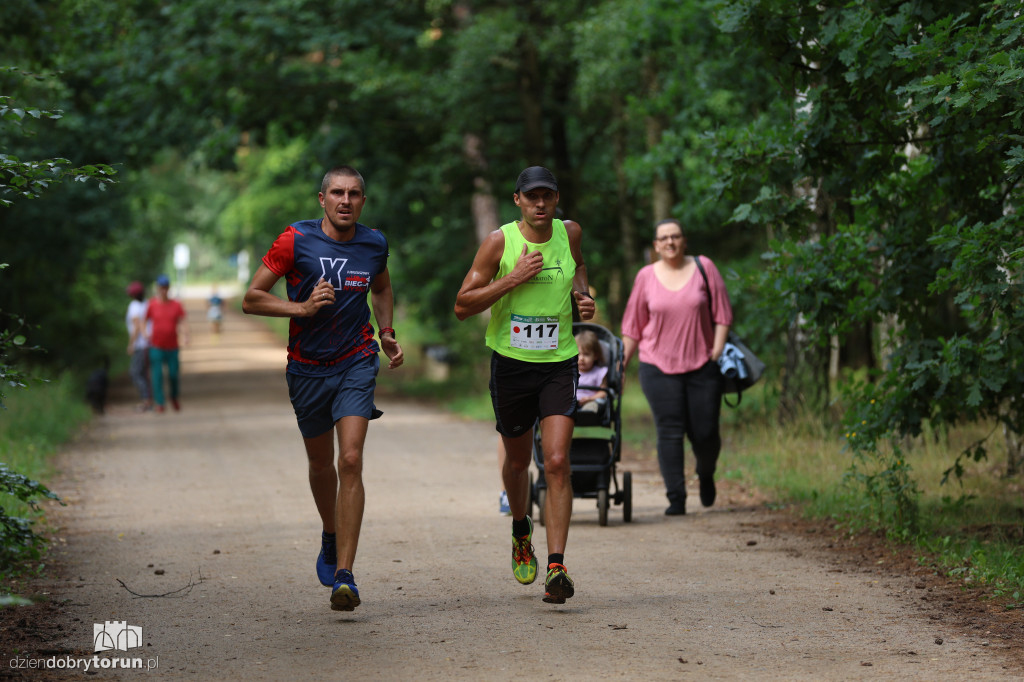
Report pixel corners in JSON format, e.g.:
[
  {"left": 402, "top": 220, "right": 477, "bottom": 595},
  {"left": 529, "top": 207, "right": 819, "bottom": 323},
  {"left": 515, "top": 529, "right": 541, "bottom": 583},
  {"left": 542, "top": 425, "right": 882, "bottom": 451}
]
[
  {"left": 173, "top": 243, "right": 190, "bottom": 299},
  {"left": 237, "top": 250, "right": 250, "bottom": 289}
]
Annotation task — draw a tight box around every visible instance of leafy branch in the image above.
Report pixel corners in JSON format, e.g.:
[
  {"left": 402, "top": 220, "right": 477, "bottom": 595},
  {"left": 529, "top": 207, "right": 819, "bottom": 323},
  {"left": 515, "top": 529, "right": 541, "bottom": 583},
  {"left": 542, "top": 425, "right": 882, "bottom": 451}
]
[
  {"left": 0, "top": 462, "right": 64, "bottom": 571},
  {"left": 0, "top": 292, "right": 46, "bottom": 410},
  {"left": 0, "top": 95, "right": 116, "bottom": 207}
]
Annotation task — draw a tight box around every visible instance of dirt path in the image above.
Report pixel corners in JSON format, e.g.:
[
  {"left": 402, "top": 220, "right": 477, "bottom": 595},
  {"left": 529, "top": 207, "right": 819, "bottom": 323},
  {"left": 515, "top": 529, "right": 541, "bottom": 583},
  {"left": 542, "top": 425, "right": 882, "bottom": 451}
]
[{"left": 3, "top": 300, "right": 1022, "bottom": 680}]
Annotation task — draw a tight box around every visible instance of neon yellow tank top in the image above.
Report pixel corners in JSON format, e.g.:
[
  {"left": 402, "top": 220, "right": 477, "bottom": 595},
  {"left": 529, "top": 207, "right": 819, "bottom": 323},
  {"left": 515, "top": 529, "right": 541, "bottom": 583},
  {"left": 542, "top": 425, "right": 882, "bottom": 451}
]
[{"left": 484, "top": 219, "right": 577, "bottom": 362}]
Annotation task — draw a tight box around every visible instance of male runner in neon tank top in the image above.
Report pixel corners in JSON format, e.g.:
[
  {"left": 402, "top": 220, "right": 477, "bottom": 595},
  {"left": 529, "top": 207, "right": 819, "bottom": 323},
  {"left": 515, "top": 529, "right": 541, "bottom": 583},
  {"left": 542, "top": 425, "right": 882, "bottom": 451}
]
[
  {"left": 243, "top": 165, "right": 404, "bottom": 613},
  {"left": 455, "top": 166, "right": 596, "bottom": 604}
]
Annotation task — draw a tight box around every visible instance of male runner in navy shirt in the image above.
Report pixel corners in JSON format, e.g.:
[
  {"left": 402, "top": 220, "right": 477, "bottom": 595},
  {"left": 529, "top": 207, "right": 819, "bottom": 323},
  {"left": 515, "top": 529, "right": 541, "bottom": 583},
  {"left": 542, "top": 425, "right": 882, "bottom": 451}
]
[{"left": 243, "top": 165, "right": 403, "bottom": 612}]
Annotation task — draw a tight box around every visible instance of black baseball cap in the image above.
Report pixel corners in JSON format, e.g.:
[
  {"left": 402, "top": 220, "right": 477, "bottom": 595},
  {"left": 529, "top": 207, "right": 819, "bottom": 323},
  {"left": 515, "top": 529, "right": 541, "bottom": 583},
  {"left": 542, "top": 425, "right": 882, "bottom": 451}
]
[{"left": 515, "top": 166, "right": 558, "bottom": 193}]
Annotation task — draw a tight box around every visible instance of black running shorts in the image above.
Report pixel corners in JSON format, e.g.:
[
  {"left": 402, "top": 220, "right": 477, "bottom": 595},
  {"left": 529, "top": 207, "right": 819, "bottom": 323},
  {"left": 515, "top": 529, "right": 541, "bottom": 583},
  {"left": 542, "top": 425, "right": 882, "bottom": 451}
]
[{"left": 489, "top": 352, "right": 578, "bottom": 438}]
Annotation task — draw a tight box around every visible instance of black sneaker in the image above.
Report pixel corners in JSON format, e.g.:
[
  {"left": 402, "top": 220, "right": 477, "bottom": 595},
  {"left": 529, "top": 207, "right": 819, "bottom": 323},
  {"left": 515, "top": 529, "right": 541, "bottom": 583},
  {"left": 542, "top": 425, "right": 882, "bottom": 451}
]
[
  {"left": 699, "top": 476, "right": 716, "bottom": 507},
  {"left": 665, "top": 505, "right": 687, "bottom": 516},
  {"left": 542, "top": 563, "right": 574, "bottom": 604}
]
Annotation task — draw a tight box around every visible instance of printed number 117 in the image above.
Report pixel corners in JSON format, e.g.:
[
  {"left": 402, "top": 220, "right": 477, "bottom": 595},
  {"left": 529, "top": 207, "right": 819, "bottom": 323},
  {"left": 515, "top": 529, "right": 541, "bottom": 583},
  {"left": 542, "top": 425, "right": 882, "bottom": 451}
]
[{"left": 525, "top": 324, "right": 557, "bottom": 338}]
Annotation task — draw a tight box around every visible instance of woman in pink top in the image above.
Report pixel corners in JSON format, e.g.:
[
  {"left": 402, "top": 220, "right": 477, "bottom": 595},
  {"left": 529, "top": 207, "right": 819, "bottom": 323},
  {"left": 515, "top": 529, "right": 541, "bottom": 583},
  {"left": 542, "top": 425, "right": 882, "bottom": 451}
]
[{"left": 621, "top": 219, "right": 733, "bottom": 515}]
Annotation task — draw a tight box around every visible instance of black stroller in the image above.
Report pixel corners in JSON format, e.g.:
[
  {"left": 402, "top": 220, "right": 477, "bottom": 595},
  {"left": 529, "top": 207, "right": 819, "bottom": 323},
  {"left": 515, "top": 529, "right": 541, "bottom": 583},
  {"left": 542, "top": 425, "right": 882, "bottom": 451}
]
[{"left": 530, "top": 322, "right": 632, "bottom": 526}]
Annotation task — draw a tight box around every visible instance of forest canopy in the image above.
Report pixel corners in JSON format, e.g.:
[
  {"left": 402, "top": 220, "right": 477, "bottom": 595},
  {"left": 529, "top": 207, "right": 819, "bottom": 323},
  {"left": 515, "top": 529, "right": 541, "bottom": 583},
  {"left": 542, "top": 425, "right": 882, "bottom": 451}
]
[{"left": 2, "top": 1, "right": 1022, "bottom": 503}]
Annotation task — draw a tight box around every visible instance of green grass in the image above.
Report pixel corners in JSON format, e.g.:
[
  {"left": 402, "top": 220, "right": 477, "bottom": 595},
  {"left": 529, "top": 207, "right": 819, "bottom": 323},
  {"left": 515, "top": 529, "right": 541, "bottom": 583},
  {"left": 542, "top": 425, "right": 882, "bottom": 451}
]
[
  {"left": 0, "top": 371, "right": 90, "bottom": 494},
  {"left": 716, "top": 405, "right": 1024, "bottom": 608},
  {"left": 1, "top": 371, "right": 90, "bottom": 580}
]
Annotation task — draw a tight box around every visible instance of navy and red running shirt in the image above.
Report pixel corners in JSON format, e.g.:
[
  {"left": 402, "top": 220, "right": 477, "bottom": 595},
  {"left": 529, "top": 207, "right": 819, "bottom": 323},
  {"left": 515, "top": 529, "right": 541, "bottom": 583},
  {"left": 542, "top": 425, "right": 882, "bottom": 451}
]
[{"left": 261, "top": 219, "right": 389, "bottom": 377}]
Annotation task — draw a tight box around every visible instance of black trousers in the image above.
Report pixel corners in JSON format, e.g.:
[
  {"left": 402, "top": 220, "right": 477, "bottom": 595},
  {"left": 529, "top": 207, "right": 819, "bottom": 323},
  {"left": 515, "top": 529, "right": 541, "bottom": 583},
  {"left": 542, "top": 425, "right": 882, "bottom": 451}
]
[{"left": 638, "top": 360, "right": 723, "bottom": 508}]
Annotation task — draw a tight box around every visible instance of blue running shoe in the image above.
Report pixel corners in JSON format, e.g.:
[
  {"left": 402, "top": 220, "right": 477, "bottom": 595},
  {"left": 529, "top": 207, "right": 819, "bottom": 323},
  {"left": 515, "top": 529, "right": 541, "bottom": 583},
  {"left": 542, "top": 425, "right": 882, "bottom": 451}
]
[
  {"left": 330, "top": 569, "right": 361, "bottom": 611},
  {"left": 499, "top": 491, "right": 511, "bottom": 515},
  {"left": 316, "top": 531, "right": 337, "bottom": 587}
]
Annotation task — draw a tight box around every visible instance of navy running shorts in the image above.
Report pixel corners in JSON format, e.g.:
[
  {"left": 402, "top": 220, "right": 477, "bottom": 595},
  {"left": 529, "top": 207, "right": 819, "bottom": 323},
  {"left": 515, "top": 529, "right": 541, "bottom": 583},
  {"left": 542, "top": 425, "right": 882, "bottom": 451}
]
[
  {"left": 287, "top": 354, "right": 381, "bottom": 438},
  {"left": 489, "top": 352, "right": 578, "bottom": 438}
]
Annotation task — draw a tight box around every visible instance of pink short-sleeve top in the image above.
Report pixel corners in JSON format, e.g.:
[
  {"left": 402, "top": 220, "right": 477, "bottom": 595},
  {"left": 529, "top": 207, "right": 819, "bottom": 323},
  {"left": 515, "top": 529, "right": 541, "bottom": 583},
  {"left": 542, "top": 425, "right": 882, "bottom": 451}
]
[{"left": 621, "top": 257, "right": 733, "bottom": 375}]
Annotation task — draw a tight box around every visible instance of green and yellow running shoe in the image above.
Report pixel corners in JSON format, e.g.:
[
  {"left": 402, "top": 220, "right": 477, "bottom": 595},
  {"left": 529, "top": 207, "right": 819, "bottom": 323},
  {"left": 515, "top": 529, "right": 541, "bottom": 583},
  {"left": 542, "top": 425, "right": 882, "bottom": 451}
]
[
  {"left": 511, "top": 517, "right": 538, "bottom": 585},
  {"left": 543, "top": 563, "right": 574, "bottom": 604}
]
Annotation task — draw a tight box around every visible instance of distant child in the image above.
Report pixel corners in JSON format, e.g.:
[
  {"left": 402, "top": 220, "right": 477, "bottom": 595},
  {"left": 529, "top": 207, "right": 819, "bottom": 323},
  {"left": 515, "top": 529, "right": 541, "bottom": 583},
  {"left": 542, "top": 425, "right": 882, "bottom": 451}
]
[
  {"left": 575, "top": 330, "right": 608, "bottom": 413},
  {"left": 208, "top": 288, "right": 224, "bottom": 336}
]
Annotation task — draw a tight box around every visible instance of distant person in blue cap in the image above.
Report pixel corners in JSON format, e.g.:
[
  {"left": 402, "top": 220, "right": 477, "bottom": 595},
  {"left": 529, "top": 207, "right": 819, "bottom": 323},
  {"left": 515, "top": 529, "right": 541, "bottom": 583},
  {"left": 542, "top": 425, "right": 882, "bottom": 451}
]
[{"left": 146, "top": 274, "right": 189, "bottom": 413}]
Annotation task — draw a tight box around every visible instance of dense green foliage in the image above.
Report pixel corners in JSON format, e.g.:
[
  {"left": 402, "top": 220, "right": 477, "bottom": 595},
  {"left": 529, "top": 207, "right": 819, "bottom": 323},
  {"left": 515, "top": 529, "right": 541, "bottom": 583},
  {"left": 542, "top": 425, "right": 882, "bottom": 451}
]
[
  {"left": 2, "top": 0, "right": 1022, "bottom": 537},
  {"left": 0, "top": 373, "right": 87, "bottom": 580},
  {"left": 715, "top": 1, "right": 1023, "bottom": 530},
  {"left": 1, "top": 61, "right": 138, "bottom": 371},
  {"left": 1, "top": 65, "right": 110, "bottom": 579},
  {"left": 0, "top": 462, "right": 61, "bottom": 573}
]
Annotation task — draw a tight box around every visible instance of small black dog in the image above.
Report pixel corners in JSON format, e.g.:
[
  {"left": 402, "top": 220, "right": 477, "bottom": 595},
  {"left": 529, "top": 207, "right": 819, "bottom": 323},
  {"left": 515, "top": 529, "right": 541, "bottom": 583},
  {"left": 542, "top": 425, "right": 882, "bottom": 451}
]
[{"left": 85, "top": 362, "right": 109, "bottom": 415}]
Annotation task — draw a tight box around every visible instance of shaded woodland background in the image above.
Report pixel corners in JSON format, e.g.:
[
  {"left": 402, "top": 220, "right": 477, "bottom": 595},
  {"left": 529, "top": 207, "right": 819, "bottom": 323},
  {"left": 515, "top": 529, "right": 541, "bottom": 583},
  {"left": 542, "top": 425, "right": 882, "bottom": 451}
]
[{"left": 3, "top": 1, "right": 1023, "bottom": 517}]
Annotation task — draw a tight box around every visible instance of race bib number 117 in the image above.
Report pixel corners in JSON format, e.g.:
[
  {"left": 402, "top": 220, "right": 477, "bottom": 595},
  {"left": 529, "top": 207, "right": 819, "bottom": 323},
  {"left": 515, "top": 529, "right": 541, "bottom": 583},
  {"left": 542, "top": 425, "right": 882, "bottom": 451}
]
[{"left": 510, "top": 314, "right": 559, "bottom": 350}]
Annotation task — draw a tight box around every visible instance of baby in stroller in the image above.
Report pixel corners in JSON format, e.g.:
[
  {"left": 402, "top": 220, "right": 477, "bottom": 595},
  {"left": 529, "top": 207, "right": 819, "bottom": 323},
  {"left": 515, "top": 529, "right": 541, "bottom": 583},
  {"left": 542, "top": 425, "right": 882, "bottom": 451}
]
[
  {"left": 531, "top": 323, "right": 632, "bottom": 526},
  {"left": 575, "top": 330, "right": 608, "bottom": 415}
]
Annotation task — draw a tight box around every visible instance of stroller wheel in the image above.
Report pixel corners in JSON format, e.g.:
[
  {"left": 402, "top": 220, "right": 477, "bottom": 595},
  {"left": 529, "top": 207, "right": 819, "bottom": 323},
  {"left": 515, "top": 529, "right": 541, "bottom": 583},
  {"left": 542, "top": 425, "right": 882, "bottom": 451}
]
[
  {"left": 597, "top": 488, "right": 609, "bottom": 526},
  {"left": 623, "top": 471, "right": 633, "bottom": 523}
]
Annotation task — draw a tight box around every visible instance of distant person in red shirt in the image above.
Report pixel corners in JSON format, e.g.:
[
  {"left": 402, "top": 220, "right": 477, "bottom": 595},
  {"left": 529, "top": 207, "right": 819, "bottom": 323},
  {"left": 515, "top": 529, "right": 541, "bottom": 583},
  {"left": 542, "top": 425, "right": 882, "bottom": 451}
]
[{"left": 146, "top": 274, "right": 189, "bottom": 413}]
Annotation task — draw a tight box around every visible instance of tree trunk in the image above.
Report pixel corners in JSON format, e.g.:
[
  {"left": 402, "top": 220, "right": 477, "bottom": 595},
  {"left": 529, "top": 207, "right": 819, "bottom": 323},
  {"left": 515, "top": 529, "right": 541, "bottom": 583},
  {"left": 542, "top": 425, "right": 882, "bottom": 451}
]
[
  {"left": 516, "top": 33, "right": 545, "bottom": 163},
  {"left": 644, "top": 57, "right": 674, "bottom": 222},
  {"left": 778, "top": 316, "right": 802, "bottom": 425},
  {"left": 779, "top": 178, "right": 833, "bottom": 423},
  {"left": 648, "top": 129, "right": 674, "bottom": 222},
  {"left": 549, "top": 69, "right": 576, "bottom": 221},
  {"left": 840, "top": 322, "right": 876, "bottom": 371},
  {"left": 1006, "top": 426, "right": 1023, "bottom": 478},
  {"left": 1003, "top": 398, "right": 1024, "bottom": 477},
  {"left": 454, "top": 2, "right": 499, "bottom": 248},
  {"left": 609, "top": 96, "right": 638, "bottom": 329},
  {"left": 462, "top": 133, "right": 499, "bottom": 246}
]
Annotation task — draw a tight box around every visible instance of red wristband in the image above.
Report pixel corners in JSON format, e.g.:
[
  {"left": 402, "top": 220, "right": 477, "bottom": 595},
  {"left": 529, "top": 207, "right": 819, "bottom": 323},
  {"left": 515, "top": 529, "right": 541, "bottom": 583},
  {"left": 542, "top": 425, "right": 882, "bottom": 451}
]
[{"left": 378, "top": 327, "right": 395, "bottom": 340}]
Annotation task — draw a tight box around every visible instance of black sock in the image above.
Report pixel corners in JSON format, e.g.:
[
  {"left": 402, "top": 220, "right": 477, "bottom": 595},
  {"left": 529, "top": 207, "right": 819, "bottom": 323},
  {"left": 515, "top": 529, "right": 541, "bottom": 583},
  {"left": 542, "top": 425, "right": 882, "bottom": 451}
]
[
  {"left": 322, "top": 531, "right": 336, "bottom": 541},
  {"left": 548, "top": 553, "right": 564, "bottom": 567},
  {"left": 511, "top": 517, "right": 531, "bottom": 538}
]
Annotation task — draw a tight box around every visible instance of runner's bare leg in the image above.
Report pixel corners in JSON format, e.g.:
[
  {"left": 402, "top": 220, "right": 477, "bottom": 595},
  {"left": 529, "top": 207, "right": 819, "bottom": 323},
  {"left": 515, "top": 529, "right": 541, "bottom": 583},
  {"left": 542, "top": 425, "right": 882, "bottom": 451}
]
[
  {"left": 538, "top": 414, "right": 573, "bottom": 555},
  {"left": 303, "top": 431, "right": 337, "bottom": 533},
  {"left": 334, "top": 416, "right": 369, "bottom": 570},
  {"left": 501, "top": 430, "right": 533, "bottom": 520}
]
